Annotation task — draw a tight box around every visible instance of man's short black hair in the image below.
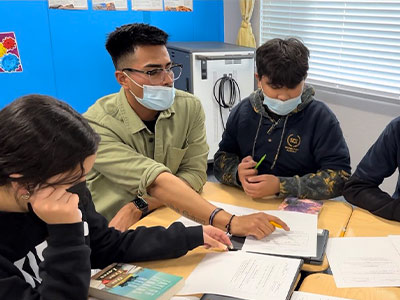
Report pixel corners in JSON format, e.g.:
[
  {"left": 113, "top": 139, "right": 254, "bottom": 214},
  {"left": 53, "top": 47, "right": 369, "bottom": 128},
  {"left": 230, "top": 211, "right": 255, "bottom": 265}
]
[
  {"left": 105, "top": 23, "right": 169, "bottom": 69},
  {"left": 256, "top": 37, "right": 309, "bottom": 89}
]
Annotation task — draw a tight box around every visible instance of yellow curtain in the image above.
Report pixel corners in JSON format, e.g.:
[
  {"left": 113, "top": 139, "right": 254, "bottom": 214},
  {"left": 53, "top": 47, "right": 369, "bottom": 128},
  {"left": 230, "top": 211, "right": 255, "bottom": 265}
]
[{"left": 236, "top": 0, "right": 256, "bottom": 48}]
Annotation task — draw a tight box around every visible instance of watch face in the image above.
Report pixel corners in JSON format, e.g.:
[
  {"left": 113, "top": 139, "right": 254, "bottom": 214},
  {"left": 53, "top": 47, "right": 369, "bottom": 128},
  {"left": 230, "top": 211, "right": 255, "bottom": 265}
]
[{"left": 133, "top": 197, "right": 148, "bottom": 211}]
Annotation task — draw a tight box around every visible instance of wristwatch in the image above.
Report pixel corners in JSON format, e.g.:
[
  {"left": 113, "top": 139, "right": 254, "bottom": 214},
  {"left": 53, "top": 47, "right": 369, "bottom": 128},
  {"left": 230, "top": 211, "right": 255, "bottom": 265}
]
[{"left": 131, "top": 196, "right": 149, "bottom": 215}]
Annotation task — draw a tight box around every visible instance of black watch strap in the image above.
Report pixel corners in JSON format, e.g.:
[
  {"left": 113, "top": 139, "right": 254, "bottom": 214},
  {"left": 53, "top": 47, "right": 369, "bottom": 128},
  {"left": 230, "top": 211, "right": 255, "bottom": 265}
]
[{"left": 131, "top": 196, "right": 148, "bottom": 215}]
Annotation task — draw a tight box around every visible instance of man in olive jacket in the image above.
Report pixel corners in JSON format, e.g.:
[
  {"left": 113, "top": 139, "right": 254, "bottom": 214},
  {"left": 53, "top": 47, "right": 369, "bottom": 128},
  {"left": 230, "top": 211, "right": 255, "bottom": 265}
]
[{"left": 84, "top": 23, "right": 288, "bottom": 238}]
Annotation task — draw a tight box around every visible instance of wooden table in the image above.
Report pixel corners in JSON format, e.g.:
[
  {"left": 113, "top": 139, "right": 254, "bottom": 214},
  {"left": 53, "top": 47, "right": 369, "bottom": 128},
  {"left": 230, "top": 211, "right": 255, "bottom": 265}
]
[
  {"left": 299, "top": 273, "right": 400, "bottom": 300},
  {"left": 345, "top": 207, "right": 400, "bottom": 237},
  {"left": 132, "top": 182, "right": 353, "bottom": 275}
]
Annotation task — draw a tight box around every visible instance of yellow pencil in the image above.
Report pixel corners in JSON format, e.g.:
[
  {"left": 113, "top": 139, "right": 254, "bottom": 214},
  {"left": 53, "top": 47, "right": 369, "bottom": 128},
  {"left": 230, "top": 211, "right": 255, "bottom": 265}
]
[{"left": 269, "top": 221, "right": 283, "bottom": 229}]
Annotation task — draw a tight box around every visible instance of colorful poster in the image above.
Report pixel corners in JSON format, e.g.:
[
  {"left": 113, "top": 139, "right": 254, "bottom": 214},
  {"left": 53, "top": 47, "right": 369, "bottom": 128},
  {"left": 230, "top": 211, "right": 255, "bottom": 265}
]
[
  {"left": 92, "top": 0, "right": 128, "bottom": 10},
  {"left": 0, "top": 32, "right": 22, "bottom": 73},
  {"left": 164, "top": 0, "right": 193, "bottom": 11},
  {"left": 48, "top": 0, "right": 88, "bottom": 10},
  {"left": 132, "top": 0, "right": 162, "bottom": 11}
]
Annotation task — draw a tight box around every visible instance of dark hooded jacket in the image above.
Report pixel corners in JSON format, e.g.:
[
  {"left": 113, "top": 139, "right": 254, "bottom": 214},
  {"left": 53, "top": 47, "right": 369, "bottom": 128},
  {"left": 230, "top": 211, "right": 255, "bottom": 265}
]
[
  {"left": 214, "top": 85, "right": 351, "bottom": 199},
  {"left": 344, "top": 116, "right": 400, "bottom": 221}
]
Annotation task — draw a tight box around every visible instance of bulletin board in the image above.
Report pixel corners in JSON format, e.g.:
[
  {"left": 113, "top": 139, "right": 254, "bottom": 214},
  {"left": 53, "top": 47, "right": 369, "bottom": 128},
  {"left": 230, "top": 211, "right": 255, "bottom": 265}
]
[{"left": 0, "top": 0, "right": 224, "bottom": 112}]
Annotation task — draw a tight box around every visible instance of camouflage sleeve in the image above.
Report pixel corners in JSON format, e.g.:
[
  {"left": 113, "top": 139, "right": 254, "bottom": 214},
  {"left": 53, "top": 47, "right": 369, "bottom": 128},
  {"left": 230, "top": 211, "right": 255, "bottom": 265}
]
[
  {"left": 213, "top": 150, "right": 242, "bottom": 188},
  {"left": 278, "top": 169, "right": 350, "bottom": 200}
]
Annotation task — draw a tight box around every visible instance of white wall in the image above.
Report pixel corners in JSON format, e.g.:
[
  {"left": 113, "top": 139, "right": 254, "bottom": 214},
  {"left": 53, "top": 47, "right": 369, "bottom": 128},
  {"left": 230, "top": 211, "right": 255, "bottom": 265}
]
[
  {"left": 223, "top": 0, "right": 400, "bottom": 194},
  {"left": 317, "top": 89, "right": 400, "bottom": 192}
]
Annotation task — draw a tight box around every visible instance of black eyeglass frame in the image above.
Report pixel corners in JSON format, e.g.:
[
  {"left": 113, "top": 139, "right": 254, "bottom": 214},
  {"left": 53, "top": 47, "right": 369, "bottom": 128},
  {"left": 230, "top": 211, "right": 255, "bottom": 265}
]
[{"left": 121, "top": 63, "right": 183, "bottom": 80}]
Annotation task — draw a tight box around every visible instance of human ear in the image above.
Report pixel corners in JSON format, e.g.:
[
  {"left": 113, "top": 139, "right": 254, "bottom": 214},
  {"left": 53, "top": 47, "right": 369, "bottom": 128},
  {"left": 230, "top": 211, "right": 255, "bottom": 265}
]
[
  {"left": 115, "top": 71, "right": 130, "bottom": 90},
  {"left": 255, "top": 73, "right": 262, "bottom": 89}
]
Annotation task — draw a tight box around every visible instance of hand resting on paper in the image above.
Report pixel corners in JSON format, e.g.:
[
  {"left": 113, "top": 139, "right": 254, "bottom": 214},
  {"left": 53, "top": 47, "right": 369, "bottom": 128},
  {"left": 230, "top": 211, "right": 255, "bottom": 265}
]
[{"left": 203, "top": 225, "right": 233, "bottom": 251}]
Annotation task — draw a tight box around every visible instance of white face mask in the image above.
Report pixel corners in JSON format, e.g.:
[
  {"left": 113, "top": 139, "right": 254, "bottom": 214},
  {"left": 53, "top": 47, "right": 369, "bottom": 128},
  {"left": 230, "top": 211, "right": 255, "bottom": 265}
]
[
  {"left": 263, "top": 88, "right": 303, "bottom": 116},
  {"left": 124, "top": 72, "right": 175, "bottom": 111}
]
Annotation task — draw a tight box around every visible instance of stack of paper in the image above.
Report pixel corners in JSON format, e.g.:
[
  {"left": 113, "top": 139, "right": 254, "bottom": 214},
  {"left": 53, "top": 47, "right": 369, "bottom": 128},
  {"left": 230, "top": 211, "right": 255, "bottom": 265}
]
[
  {"left": 326, "top": 236, "right": 400, "bottom": 288},
  {"left": 178, "top": 251, "right": 302, "bottom": 300}
]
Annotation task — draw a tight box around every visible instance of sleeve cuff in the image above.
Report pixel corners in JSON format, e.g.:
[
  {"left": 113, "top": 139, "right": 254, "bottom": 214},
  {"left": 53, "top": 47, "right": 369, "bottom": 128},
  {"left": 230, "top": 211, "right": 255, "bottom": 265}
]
[
  {"left": 139, "top": 164, "right": 172, "bottom": 197},
  {"left": 184, "top": 225, "right": 204, "bottom": 250},
  {"left": 177, "top": 172, "right": 206, "bottom": 192},
  {"left": 277, "top": 176, "right": 300, "bottom": 198}
]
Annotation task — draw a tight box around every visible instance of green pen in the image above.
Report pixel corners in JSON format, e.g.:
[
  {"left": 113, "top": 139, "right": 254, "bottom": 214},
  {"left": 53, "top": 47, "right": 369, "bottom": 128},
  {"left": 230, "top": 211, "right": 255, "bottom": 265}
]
[{"left": 254, "top": 154, "right": 266, "bottom": 169}]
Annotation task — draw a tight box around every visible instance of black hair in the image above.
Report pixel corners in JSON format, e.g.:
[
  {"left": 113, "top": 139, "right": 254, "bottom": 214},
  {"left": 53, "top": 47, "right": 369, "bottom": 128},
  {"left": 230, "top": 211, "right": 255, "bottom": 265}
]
[
  {"left": 0, "top": 94, "right": 100, "bottom": 191},
  {"left": 105, "top": 23, "right": 169, "bottom": 69},
  {"left": 256, "top": 38, "right": 309, "bottom": 89}
]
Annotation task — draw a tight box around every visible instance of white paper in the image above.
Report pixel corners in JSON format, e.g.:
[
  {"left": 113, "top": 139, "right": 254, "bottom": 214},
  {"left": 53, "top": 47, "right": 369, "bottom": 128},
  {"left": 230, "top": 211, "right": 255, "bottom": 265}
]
[
  {"left": 48, "top": 0, "right": 87, "bottom": 9},
  {"left": 291, "top": 291, "right": 353, "bottom": 300},
  {"left": 178, "top": 251, "right": 301, "bottom": 300},
  {"left": 327, "top": 237, "right": 400, "bottom": 288},
  {"left": 389, "top": 235, "right": 400, "bottom": 255},
  {"left": 132, "top": 0, "right": 163, "bottom": 10},
  {"left": 242, "top": 210, "right": 318, "bottom": 257},
  {"left": 92, "top": 0, "right": 127, "bottom": 10},
  {"left": 164, "top": 0, "right": 193, "bottom": 11}
]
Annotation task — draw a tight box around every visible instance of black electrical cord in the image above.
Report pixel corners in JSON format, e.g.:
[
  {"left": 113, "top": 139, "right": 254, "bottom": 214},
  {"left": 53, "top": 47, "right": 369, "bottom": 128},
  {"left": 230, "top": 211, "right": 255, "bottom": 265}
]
[{"left": 213, "top": 74, "right": 241, "bottom": 130}]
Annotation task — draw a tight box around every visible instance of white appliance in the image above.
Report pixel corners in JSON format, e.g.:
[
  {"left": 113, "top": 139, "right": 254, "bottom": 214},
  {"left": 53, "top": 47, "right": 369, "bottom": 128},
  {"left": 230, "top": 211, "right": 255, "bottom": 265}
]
[{"left": 167, "top": 42, "right": 255, "bottom": 161}]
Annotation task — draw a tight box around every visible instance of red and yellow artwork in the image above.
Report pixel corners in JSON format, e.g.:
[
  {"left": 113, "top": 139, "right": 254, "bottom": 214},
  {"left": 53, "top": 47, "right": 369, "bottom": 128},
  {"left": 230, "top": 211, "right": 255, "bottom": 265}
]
[{"left": 0, "top": 32, "right": 23, "bottom": 73}]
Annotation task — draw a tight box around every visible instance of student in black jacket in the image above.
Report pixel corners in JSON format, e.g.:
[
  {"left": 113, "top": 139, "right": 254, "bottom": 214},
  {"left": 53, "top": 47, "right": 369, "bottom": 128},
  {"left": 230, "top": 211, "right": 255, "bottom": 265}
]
[
  {"left": 0, "top": 94, "right": 231, "bottom": 300},
  {"left": 214, "top": 38, "right": 350, "bottom": 200},
  {"left": 344, "top": 117, "right": 400, "bottom": 221}
]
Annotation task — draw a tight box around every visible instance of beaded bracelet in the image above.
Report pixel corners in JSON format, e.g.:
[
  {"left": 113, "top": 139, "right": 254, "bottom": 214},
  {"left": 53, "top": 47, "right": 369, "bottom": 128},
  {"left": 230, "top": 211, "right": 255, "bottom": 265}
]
[
  {"left": 209, "top": 207, "right": 224, "bottom": 226},
  {"left": 225, "top": 214, "right": 235, "bottom": 234}
]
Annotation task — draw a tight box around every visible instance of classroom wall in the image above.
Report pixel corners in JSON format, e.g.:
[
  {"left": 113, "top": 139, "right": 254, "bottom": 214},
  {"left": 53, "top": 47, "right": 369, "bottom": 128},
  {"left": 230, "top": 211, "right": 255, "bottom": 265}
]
[
  {"left": 0, "top": 0, "right": 224, "bottom": 113},
  {"left": 224, "top": 0, "right": 400, "bottom": 194}
]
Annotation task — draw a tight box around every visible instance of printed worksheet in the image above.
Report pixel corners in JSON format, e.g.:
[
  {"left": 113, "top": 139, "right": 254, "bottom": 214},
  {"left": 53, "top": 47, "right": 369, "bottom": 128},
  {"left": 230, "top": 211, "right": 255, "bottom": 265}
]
[
  {"left": 132, "top": 0, "right": 163, "bottom": 10},
  {"left": 164, "top": 0, "right": 193, "bottom": 11},
  {"left": 291, "top": 291, "right": 353, "bottom": 300},
  {"left": 178, "top": 251, "right": 302, "bottom": 300},
  {"left": 92, "top": 0, "right": 127, "bottom": 10},
  {"left": 326, "top": 237, "right": 400, "bottom": 288},
  {"left": 242, "top": 210, "right": 318, "bottom": 257},
  {"left": 48, "top": 0, "right": 87, "bottom": 9}
]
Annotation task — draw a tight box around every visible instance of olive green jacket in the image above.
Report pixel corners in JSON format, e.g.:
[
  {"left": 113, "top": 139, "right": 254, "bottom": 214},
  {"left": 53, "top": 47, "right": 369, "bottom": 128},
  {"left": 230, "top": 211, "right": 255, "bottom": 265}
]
[{"left": 84, "top": 88, "right": 208, "bottom": 220}]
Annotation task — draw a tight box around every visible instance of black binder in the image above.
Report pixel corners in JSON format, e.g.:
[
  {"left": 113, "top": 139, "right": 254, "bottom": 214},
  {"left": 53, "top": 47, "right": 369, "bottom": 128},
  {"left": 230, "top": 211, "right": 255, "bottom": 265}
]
[{"left": 229, "top": 229, "right": 329, "bottom": 265}]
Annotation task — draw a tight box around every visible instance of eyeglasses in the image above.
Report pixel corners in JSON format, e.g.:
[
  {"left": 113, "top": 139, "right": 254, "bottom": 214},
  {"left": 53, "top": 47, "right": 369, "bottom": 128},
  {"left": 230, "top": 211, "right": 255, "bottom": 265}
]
[{"left": 122, "top": 63, "right": 183, "bottom": 85}]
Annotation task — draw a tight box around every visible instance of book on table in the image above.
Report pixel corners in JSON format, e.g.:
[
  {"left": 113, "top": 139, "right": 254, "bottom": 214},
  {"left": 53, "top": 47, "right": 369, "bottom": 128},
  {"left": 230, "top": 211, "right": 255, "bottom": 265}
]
[
  {"left": 89, "top": 263, "right": 184, "bottom": 300},
  {"left": 278, "top": 197, "right": 323, "bottom": 215}
]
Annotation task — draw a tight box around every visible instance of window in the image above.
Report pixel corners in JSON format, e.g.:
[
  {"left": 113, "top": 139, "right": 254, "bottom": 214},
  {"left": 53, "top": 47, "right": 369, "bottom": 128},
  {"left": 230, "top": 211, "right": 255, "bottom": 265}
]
[{"left": 260, "top": 1, "right": 400, "bottom": 102}]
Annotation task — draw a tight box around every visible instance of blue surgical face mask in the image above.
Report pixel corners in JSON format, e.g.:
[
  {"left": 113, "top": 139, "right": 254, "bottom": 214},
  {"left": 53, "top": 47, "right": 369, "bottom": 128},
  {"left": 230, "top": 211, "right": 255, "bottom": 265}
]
[
  {"left": 263, "top": 88, "right": 303, "bottom": 116},
  {"left": 124, "top": 72, "right": 175, "bottom": 111}
]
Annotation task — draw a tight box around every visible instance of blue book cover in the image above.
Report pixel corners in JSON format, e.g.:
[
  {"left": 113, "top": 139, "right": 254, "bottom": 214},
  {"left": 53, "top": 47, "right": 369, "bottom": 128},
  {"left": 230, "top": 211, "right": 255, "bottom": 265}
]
[{"left": 89, "top": 263, "right": 184, "bottom": 300}]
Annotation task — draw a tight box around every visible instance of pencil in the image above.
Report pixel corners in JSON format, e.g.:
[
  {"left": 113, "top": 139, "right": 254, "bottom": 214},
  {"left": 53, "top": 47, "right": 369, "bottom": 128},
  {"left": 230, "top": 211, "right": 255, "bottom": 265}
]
[
  {"left": 254, "top": 154, "right": 266, "bottom": 169},
  {"left": 269, "top": 221, "right": 283, "bottom": 229}
]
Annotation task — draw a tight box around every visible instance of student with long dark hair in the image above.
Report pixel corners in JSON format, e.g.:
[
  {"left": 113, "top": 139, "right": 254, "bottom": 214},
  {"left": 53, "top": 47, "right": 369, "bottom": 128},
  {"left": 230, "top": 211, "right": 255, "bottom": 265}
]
[{"left": 0, "top": 94, "right": 230, "bottom": 300}]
